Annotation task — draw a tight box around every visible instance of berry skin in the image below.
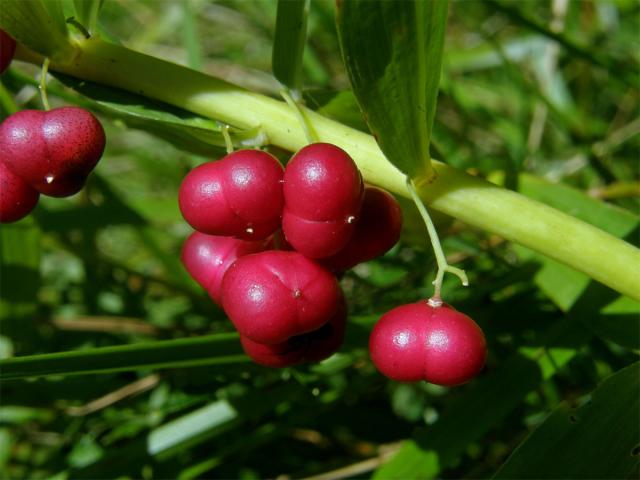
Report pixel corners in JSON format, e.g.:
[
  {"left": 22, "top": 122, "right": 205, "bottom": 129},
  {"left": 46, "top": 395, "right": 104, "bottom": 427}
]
[
  {"left": 221, "top": 250, "right": 341, "bottom": 345},
  {"left": 282, "top": 143, "right": 364, "bottom": 258},
  {"left": 178, "top": 149, "right": 284, "bottom": 241},
  {"left": 322, "top": 186, "right": 402, "bottom": 272},
  {"left": 0, "top": 107, "right": 106, "bottom": 197},
  {"left": 240, "top": 293, "right": 347, "bottom": 368},
  {"left": 0, "top": 30, "right": 16, "bottom": 74},
  {"left": 369, "top": 302, "right": 486, "bottom": 385},
  {"left": 0, "top": 161, "right": 39, "bottom": 223},
  {"left": 181, "top": 232, "right": 266, "bottom": 305}
]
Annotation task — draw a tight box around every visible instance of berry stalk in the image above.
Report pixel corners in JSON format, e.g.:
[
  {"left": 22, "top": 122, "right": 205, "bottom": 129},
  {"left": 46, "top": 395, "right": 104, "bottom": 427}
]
[
  {"left": 12, "top": 37, "right": 640, "bottom": 301},
  {"left": 406, "top": 178, "right": 468, "bottom": 303}
]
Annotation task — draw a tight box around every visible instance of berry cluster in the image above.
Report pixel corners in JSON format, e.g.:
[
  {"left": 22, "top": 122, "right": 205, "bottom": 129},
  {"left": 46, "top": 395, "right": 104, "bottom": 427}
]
[
  {"left": 179, "top": 143, "right": 403, "bottom": 368},
  {"left": 0, "top": 31, "right": 106, "bottom": 223}
]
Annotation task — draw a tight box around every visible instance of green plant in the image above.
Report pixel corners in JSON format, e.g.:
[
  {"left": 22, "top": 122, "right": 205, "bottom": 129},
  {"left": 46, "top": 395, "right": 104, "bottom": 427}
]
[{"left": 0, "top": 1, "right": 638, "bottom": 478}]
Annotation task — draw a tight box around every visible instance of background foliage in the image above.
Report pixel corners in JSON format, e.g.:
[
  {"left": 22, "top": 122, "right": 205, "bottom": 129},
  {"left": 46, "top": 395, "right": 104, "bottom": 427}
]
[{"left": 0, "top": 0, "right": 638, "bottom": 478}]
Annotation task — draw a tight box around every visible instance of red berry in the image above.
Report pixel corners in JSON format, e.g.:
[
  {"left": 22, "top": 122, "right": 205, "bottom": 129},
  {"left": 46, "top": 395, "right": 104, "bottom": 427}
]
[
  {"left": 322, "top": 186, "right": 402, "bottom": 271},
  {"left": 180, "top": 232, "right": 266, "bottom": 305},
  {"left": 0, "top": 161, "right": 39, "bottom": 223},
  {"left": 0, "top": 107, "right": 106, "bottom": 197},
  {"left": 240, "top": 293, "right": 347, "bottom": 367},
  {"left": 283, "top": 143, "right": 364, "bottom": 258},
  {"left": 221, "top": 250, "right": 341, "bottom": 345},
  {"left": 281, "top": 212, "right": 355, "bottom": 259},
  {"left": 369, "top": 302, "right": 486, "bottom": 385},
  {"left": 178, "top": 149, "right": 284, "bottom": 240},
  {"left": 0, "top": 30, "right": 16, "bottom": 74}
]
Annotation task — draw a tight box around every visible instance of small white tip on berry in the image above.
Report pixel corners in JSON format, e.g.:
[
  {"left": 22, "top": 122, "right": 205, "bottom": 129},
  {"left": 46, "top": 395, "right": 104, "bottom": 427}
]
[{"left": 45, "top": 175, "right": 54, "bottom": 184}]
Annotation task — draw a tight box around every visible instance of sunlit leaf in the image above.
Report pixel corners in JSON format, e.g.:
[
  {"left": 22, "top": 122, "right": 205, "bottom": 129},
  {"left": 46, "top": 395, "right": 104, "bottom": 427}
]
[{"left": 337, "top": 0, "right": 448, "bottom": 180}]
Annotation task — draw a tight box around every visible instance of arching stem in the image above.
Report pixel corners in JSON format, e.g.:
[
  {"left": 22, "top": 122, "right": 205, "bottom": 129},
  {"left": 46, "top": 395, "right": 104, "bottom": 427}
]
[
  {"left": 39, "top": 57, "right": 51, "bottom": 111},
  {"left": 406, "top": 177, "right": 468, "bottom": 305},
  {"left": 280, "top": 88, "right": 319, "bottom": 144},
  {"left": 221, "top": 124, "right": 234, "bottom": 154}
]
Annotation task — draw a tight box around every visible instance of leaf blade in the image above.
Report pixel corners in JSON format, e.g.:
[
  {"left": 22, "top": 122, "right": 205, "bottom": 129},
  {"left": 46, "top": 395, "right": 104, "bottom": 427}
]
[
  {"left": 0, "top": 333, "right": 248, "bottom": 380},
  {"left": 493, "top": 362, "right": 640, "bottom": 479},
  {"left": 272, "top": 0, "right": 310, "bottom": 92},
  {"left": 336, "top": 0, "right": 449, "bottom": 180}
]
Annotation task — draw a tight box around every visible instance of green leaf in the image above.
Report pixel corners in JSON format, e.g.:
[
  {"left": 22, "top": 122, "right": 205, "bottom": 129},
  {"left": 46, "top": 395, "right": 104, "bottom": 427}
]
[
  {"left": 54, "top": 73, "right": 266, "bottom": 156},
  {"left": 493, "top": 362, "right": 640, "bottom": 479},
  {"left": 0, "top": 0, "right": 75, "bottom": 61},
  {"left": 41, "top": 0, "right": 69, "bottom": 37},
  {"left": 72, "top": 0, "right": 104, "bottom": 35},
  {"left": 336, "top": 0, "right": 449, "bottom": 180},
  {"left": 272, "top": 0, "right": 309, "bottom": 92},
  {"left": 0, "top": 333, "right": 248, "bottom": 380},
  {"left": 147, "top": 385, "right": 297, "bottom": 458},
  {"left": 181, "top": 0, "right": 203, "bottom": 70}
]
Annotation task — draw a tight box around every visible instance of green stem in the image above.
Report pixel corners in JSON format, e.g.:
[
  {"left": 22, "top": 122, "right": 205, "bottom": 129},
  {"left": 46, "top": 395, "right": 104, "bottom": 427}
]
[
  {"left": 221, "top": 124, "right": 234, "bottom": 154},
  {"left": 13, "top": 38, "right": 640, "bottom": 301},
  {"left": 280, "top": 88, "right": 319, "bottom": 144},
  {"left": 406, "top": 178, "right": 468, "bottom": 303},
  {"left": 39, "top": 57, "right": 51, "bottom": 110}
]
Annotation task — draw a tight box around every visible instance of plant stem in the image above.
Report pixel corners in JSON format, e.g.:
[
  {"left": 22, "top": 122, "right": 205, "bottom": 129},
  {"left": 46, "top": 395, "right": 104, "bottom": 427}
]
[
  {"left": 13, "top": 38, "right": 640, "bottom": 301},
  {"left": 39, "top": 57, "right": 51, "bottom": 111},
  {"left": 280, "top": 88, "right": 319, "bottom": 144},
  {"left": 222, "top": 125, "right": 234, "bottom": 154},
  {"left": 406, "top": 178, "right": 468, "bottom": 303}
]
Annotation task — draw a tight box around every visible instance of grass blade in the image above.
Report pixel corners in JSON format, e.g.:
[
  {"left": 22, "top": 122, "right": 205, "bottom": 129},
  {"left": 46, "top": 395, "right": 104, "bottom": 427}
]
[{"left": 0, "top": 333, "right": 247, "bottom": 380}]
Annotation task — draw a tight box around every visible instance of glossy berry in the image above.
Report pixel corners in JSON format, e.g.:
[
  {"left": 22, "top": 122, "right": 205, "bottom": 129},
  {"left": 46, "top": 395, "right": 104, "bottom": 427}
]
[
  {"left": 0, "top": 30, "right": 16, "bottom": 74},
  {"left": 0, "top": 161, "right": 39, "bottom": 223},
  {"left": 222, "top": 250, "right": 341, "bottom": 345},
  {"left": 369, "top": 301, "right": 486, "bottom": 385},
  {"left": 0, "top": 107, "right": 106, "bottom": 197},
  {"left": 322, "top": 185, "right": 402, "bottom": 272},
  {"left": 240, "top": 293, "right": 347, "bottom": 368},
  {"left": 283, "top": 143, "right": 364, "bottom": 258},
  {"left": 179, "top": 149, "right": 284, "bottom": 240},
  {"left": 181, "top": 232, "right": 266, "bottom": 305}
]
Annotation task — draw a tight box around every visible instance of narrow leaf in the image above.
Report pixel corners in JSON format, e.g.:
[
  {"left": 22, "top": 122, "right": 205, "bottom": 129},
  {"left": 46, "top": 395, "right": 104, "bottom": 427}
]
[
  {"left": 148, "top": 385, "right": 298, "bottom": 457},
  {"left": 493, "top": 362, "right": 640, "bottom": 479},
  {"left": 182, "top": 0, "right": 203, "bottom": 70},
  {"left": 272, "top": 0, "right": 310, "bottom": 92},
  {"left": 0, "top": 333, "right": 248, "bottom": 380},
  {"left": 337, "top": 0, "right": 449, "bottom": 180}
]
